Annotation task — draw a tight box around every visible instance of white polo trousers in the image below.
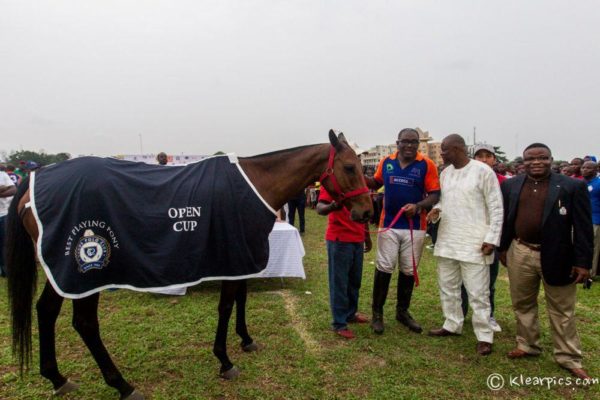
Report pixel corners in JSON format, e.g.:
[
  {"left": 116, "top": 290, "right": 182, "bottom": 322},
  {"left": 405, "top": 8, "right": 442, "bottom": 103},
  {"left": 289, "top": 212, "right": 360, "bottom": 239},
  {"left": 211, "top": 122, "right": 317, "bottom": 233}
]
[
  {"left": 436, "top": 256, "right": 493, "bottom": 343},
  {"left": 376, "top": 229, "right": 426, "bottom": 275}
]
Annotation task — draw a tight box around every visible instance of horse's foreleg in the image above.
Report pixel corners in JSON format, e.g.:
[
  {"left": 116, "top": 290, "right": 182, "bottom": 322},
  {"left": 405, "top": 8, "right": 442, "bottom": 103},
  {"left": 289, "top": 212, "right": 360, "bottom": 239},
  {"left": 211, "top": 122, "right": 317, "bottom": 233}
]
[
  {"left": 234, "top": 280, "right": 258, "bottom": 352},
  {"left": 37, "top": 282, "right": 72, "bottom": 393},
  {"left": 213, "top": 280, "right": 239, "bottom": 379},
  {"left": 72, "top": 294, "right": 143, "bottom": 399}
]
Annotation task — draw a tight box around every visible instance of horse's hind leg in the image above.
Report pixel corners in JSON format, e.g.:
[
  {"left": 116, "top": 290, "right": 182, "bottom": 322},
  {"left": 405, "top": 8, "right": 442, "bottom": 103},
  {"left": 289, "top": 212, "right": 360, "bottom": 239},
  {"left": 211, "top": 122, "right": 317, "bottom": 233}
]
[
  {"left": 37, "top": 282, "right": 78, "bottom": 395},
  {"left": 234, "top": 280, "right": 258, "bottom": 352},
  {"left": 72, "top": 294, "right": 143, "bottom": 400},
  {"left": 213, "top": 280, "right": 240, "bottom": 379}
]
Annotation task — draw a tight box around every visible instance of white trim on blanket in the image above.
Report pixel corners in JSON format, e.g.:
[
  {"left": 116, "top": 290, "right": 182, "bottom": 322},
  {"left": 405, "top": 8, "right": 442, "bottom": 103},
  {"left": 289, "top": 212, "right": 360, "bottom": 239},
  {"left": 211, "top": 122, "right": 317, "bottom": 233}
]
[
  {"left": 29, "top": 156, "right": 277, "bottom": 300},
  {"left": 230, "top": 153, "right": 278, "bottom": 216},
  {"left": 30, "top": 171, "right": 72, "bottom": 298}
]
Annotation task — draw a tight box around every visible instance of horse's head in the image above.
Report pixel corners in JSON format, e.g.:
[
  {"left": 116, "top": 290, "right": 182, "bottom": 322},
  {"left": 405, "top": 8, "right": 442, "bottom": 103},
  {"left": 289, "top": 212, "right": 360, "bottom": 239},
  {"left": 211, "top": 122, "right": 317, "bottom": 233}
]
[{"left": 320, "top": 129, "right": 374, "bottom": 223}]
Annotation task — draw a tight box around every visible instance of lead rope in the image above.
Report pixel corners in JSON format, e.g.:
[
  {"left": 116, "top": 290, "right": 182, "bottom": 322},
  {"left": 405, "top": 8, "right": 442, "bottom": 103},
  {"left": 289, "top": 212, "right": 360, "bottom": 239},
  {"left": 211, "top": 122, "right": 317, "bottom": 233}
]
[{"left": 365, "top": 207, "right": 419, "bottom": 286}]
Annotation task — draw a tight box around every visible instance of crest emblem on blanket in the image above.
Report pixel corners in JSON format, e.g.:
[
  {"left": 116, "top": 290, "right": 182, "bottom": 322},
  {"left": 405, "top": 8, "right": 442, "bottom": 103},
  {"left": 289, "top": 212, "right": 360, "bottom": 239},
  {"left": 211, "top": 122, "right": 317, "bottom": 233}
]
[{"left": 75, "top": 229, "right": 111, "bottom": 273}]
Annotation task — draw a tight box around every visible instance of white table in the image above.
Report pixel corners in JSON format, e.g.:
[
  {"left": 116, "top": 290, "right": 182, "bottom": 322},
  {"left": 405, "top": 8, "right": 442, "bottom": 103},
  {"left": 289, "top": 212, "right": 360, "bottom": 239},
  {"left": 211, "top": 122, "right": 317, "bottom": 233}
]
[
  {"left": 155, "top": 222, "right": 305, "bottom": 295},
  {"left": 256, "top": 222, "right": 306, "bottom": 279}
]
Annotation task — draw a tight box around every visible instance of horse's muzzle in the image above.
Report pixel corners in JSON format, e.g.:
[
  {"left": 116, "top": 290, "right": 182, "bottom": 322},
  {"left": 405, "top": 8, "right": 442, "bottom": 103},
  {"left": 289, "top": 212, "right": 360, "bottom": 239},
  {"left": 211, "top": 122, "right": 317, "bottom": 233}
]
[{"left": 351, "top": 209, "right": 372, "bottom": 224}]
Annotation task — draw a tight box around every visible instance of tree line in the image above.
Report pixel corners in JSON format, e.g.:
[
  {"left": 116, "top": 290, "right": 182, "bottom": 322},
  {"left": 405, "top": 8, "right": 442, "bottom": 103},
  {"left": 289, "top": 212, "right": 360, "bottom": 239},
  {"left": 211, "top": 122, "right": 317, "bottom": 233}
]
[{"left": 1, "top": 150, "right": 70, "bottom": 167}]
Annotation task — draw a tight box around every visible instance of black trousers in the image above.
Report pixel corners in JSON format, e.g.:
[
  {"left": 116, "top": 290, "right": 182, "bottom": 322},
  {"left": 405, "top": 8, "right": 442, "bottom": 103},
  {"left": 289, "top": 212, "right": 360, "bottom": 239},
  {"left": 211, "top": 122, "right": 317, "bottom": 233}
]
[{"left": 288, "top": 197, "right": 306, "bottom": 233}]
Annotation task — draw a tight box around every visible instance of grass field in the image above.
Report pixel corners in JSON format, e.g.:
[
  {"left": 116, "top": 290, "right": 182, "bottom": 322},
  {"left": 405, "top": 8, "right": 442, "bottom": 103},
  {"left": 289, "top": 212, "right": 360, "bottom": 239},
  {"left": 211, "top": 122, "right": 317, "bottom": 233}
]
[{"left": 1, "top": 209, "right": 599, "bottom": 399}]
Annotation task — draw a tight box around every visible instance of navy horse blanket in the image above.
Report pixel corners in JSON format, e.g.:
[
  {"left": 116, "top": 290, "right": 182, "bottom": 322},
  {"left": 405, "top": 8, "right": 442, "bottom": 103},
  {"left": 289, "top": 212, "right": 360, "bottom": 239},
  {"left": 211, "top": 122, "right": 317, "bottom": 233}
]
[{"left": 30, "top": 155, "right": 277, "bottom": 299}]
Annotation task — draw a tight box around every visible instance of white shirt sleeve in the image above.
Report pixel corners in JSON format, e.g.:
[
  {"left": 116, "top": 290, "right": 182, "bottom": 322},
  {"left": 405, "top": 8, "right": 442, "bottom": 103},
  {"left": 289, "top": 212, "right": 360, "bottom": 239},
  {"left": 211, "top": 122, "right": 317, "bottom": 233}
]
[
  {"left": 431, "top": 168, "right": 445, "bottom": 221},
  {"left": 482, "top": 169, "right": 504, "bottom": 246},
  {"left": 0, "top": 171, "right": 15, "bottom": 187}
]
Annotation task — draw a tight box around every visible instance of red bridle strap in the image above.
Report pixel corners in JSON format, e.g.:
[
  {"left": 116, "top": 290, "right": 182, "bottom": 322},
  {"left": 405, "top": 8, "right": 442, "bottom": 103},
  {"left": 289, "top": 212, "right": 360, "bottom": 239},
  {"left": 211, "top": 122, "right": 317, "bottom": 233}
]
[{"left": 319, "top": 145, "right": 369, "bottom": 202}]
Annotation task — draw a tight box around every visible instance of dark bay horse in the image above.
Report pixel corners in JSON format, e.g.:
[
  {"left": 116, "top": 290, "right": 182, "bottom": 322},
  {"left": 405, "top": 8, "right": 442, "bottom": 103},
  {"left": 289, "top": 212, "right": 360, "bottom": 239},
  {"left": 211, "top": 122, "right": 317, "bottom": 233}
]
[{"left": 5, "top": 130, "right": 373, "bottom": 399}]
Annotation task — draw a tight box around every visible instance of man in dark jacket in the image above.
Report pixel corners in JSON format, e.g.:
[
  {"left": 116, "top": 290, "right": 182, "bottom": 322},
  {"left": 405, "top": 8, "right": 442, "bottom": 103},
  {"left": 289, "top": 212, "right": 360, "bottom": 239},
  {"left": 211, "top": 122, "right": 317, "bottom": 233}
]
[{"left": 498, "top": 143, "right": 592, "bottom": 380}]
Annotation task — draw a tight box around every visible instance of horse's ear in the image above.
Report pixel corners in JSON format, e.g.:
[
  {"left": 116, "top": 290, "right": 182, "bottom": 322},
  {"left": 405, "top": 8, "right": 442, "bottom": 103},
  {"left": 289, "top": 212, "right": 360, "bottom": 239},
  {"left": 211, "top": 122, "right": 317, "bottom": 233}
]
[
  {"left": 338, "top": 132, "right": 348, "bottom": 145},
  {"left": 329, "top": 129, "right": 343, "bottom": 151}
]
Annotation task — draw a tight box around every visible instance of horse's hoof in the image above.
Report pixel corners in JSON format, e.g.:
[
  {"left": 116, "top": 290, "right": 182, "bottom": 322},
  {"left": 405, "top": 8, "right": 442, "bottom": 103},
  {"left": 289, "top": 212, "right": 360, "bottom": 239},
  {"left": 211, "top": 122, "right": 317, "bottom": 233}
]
[
  {"left": 241, "top": 341, "right": 259, "bottom": 352},
  {"left": 122, "top": 389, "right": 145, "bottom": 400},
  {"left": 53, "top": 379, "right": 80, "bottom": 396},
  {"left": 220, "top": 365, "right": 241, "bottom": 380}
]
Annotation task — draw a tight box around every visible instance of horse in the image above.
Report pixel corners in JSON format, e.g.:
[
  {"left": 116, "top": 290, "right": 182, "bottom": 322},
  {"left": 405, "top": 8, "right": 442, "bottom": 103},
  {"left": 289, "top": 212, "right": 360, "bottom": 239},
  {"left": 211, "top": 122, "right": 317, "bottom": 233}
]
[{"left": 5, "top": 130, "right": 373, "bottom": 399}]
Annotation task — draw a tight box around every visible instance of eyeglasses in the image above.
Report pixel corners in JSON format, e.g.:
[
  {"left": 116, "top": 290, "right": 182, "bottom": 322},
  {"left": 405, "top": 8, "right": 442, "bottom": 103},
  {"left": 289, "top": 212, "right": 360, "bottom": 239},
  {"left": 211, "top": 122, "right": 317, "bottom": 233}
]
[
  {"left": 397, "top": 139, "right": 420, "bottom": 145},
  {"left": 523, "top": 156, "right": 551, "bottom": 163}
]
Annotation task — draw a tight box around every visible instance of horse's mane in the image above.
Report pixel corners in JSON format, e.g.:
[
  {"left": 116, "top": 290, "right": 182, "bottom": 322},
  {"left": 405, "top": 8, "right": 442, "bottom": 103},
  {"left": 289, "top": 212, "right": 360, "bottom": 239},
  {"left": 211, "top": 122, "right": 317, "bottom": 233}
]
[{"left": 241, "top": 144, "right": 322, "bottom": 160}]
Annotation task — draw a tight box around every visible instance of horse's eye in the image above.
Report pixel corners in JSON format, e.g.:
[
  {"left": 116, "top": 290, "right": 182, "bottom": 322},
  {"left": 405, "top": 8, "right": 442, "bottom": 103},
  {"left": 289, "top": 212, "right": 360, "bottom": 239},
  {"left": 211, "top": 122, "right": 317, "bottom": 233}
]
[{"left": 343, "top": 165, "right": 355, "bottom": 174}]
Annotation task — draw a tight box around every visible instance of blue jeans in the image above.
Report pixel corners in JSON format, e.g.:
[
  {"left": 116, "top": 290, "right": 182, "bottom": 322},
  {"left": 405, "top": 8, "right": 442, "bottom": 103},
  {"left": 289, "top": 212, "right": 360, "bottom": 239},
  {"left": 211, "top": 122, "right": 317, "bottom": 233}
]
[{"left": 327, "top": 240, "right": 364, "bottom": 330}]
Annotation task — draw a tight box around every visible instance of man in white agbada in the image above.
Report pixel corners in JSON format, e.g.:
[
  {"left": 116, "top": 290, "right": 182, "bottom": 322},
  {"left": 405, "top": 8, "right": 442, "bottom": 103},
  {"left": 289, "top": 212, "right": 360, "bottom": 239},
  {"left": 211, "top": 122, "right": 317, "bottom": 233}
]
[{"left": 426, "top": 134, "right": 503, "bottom": 356}]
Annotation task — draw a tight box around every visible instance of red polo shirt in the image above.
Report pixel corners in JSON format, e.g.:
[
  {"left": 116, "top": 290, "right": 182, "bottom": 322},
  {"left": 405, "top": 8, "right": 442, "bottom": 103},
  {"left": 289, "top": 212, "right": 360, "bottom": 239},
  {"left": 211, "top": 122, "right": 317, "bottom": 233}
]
[{"left": 319, "top": 188, "right": 365, "bottom": 243}]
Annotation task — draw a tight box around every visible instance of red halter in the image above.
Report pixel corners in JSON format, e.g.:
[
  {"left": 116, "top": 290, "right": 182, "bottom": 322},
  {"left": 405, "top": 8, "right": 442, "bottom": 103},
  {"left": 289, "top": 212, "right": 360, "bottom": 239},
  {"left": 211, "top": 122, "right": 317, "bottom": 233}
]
[{"left": 319, "top": 145, "right": 369, "bottom": 203}]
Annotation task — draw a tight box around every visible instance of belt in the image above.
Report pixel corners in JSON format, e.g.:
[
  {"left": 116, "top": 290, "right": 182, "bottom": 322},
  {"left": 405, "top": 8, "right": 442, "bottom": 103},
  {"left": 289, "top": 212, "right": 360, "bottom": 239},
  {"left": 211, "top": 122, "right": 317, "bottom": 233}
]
[{"left": 515, "top": 237, "right": 541, "bottom": 252}]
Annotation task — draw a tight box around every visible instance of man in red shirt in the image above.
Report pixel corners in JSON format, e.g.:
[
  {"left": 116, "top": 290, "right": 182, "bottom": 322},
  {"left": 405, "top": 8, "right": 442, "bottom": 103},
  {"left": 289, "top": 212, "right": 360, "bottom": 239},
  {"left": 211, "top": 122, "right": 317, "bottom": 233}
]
[
  {"left": 570, "top": 157, "right": 584, "bottom": 179},
  {"left": 317, "top": 187, "right": 372, "bottom": 339}
]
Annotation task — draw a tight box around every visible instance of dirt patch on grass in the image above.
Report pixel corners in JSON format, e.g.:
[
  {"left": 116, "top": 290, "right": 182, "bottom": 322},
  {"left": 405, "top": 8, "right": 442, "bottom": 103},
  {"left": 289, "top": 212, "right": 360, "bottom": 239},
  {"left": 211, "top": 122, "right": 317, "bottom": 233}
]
[{"left": 276, "top": 291, "right": 322, "bottom": 356}]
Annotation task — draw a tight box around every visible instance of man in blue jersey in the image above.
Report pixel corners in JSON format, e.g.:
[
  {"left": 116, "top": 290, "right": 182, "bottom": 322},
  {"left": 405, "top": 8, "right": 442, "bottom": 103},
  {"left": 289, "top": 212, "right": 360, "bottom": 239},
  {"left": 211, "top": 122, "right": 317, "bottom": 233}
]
[
  {"left": 365, "top": 128, "right": 440, "bottom": 334},
  {"left": 582, "top": 160, "right": 600, "bottom": 278}
]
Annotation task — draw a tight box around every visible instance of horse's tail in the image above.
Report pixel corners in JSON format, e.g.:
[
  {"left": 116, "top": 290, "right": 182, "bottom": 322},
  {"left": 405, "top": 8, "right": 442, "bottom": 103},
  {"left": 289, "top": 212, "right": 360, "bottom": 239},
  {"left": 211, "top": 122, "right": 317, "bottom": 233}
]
[{"left": 5, "top": 177, "right": 38, "bottom": 374}]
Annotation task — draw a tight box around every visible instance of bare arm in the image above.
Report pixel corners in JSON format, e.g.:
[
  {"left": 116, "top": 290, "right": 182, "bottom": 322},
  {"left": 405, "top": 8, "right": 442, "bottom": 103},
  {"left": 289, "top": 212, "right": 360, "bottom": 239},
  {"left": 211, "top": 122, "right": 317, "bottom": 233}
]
[
  {"left": 404, "top": 191, "right": 440, "bottom": 218},
  {"left": 0, "top": 185, "right": 16, "bottom": 198},
  {"left": 364, "top": 223, "right": 372, "bottom": 252},
  {"left": 364, "top": 175, "right": 382, "bottom": 190},
  {"left": 316, "top": 200, "right": 343, "bottom": 216}
]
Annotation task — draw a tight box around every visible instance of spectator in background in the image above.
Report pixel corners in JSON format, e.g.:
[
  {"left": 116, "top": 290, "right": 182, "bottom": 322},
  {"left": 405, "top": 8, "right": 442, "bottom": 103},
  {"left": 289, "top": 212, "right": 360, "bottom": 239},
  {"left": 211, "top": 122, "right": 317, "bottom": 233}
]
[
  {"left": 0, "top": 170, "right": 17, "bottom": 277},
  {"left": 307, "top": 184, "right": 317, "bottom": 209},
  {"left": 551, "top": 162, "right": 562, "bottom": 174},
  {"left": 287, "top": 190, "right": 306, "bottom": 234},
  {"left": 157, "top": 152, "right": 168, "bottom": 166},
  {"left": 461, "top": 143, "right": 505, "bottom": 333},
  {"left": 5, "top": 164, "right": 21, "bottom": 186},
  {"left": 15, "top": 161, "right": 28, "bottom": 181},
  {"left": 570, "top": 157, "right": 583, "bottom": 179},
  {"left": 22, "top": 161, "right": 40, "bottom": 176},
  {"left": 582, "top": 160, "right": 600, "bottom": 279},
  {"left": 562, "top": 165, "right": 573, "bottom": 176},
  {"left": 495, "top": 162, "right": 510, "bottom": 177}
]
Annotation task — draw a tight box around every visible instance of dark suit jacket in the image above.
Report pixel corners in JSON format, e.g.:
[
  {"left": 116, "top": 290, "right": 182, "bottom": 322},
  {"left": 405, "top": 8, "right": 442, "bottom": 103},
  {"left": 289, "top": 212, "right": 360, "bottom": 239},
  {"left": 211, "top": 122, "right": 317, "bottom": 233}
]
[{"left": 499, "top": 173, "right": 593, "bottom": 286}]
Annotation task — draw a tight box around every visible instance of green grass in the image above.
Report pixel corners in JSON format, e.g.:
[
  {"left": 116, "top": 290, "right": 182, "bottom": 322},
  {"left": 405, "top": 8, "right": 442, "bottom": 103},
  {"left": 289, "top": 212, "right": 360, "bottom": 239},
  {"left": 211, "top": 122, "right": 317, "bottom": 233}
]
[{"left": 1, "top": 210, "right": 599, "bottom": 399}]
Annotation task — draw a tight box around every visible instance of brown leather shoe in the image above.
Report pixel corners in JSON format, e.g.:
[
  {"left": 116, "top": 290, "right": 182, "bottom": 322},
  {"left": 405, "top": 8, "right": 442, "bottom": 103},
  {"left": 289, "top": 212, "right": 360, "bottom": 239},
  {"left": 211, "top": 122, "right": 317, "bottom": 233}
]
[
  {"left": 563, "top": 367, "right": 591, "bottom": 380},
  {"left": 428, "top": 327, "right": 459, "bottom": 337},
  {"left": 507, "top": 348, "right": 538, "bottom": 359},
  {"left": 476, "top": 341, "right": 493, "bottom": 356}
]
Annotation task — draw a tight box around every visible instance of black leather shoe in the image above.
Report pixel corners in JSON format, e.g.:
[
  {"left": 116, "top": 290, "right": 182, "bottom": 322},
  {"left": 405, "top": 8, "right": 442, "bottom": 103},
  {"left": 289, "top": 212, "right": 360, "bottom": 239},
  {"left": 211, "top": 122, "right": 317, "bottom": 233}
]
[
  {"left": 428, "top": 327, "right": 460, "bottom": 337},
  {"left": 396, "top": 310, "right": 423, "bottom": 333}
]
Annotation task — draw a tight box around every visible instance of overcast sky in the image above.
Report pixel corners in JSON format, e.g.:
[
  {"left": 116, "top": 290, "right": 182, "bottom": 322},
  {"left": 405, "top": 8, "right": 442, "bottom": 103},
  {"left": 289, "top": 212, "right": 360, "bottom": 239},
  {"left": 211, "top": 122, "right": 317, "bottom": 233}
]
[{"left": 1, "top": 1, "right": 599, "bottom": 161}]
